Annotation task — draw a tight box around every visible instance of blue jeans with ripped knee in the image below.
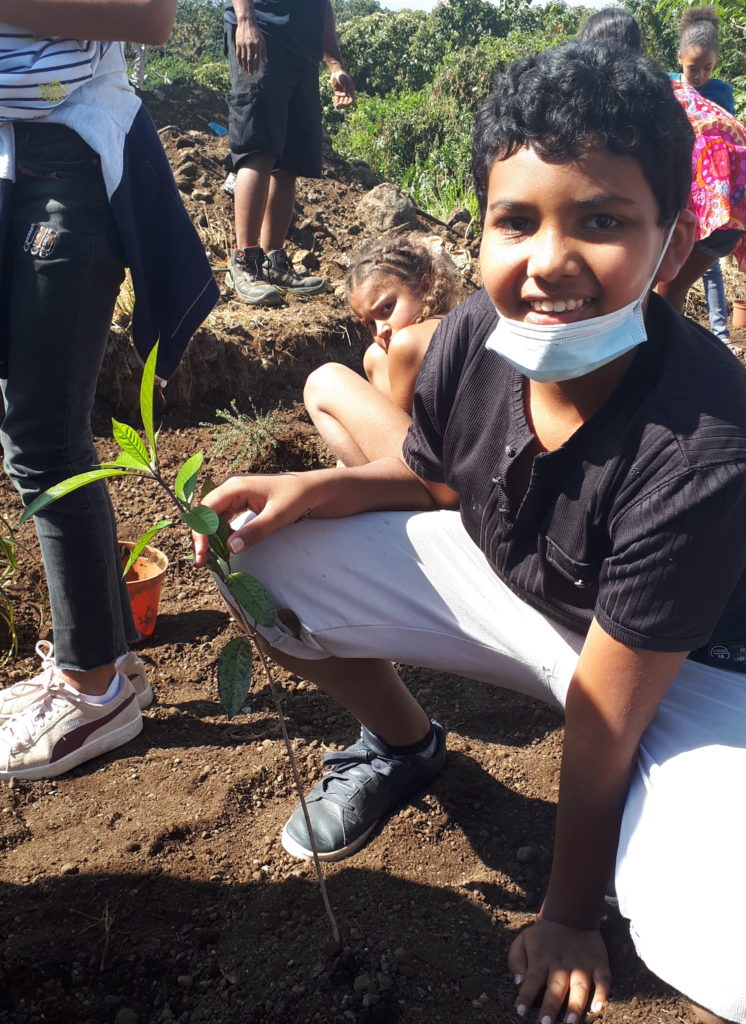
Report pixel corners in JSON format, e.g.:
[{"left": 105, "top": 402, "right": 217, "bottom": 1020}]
[{"left": 0, "top": 122, "right": 138, "bottom": 670}]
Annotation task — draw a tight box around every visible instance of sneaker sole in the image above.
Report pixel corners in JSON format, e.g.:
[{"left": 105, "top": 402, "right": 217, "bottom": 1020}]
[
  {"left": 280, "top": 819, "right": 378, "bottom": 862},
  {"left": 270, "top": 281, "right": 327, "bottom": 297},
  {"left": 225, "top": 269, "right": 285, "bottom": 308},
  {"left": 0, "top": 714, "right": 143, "bottom": 781}
]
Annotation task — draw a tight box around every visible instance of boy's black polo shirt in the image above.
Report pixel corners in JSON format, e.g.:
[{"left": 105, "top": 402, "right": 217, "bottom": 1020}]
[{"left": 404, "top": 289, "right": 746, "bottom": 658}]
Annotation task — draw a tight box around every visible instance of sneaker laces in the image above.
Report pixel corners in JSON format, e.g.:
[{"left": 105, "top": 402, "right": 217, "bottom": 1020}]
[
  {"left": 236, "top": 247, "right": 264, "bottom": 277},
  {"left": 5, "top": 677, "right": 85, "bottom": 750},
  {"left": 4, "top": 640, "right": 56, "bottom": 701}
]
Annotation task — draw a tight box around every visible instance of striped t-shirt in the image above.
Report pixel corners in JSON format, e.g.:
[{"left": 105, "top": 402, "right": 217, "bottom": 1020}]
[{"left": 0, "top": 24, "right": 107, "bottom": 118}]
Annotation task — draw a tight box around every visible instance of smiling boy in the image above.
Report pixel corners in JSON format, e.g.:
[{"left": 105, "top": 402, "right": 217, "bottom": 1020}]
[{"left": 196, "top": 44, "right": 746, "bottom": 1023}]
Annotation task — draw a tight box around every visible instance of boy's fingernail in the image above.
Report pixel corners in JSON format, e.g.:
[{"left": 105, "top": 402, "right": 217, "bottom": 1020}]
[
  {"left": 542, "top": 1016, "right": 552, "bottom": 1024},
  {"left": 591, "top": 1001, "right": 604, "bottom": 1013},
  {"left": 228, "top": 536, "right": 244, "bottom": 553},
  {"left": 567, "top": 1014, "right": 578, "bottom": 1024},
  {"left": 515, "top": 1006, "right": 527, "bottom": 1018},
  {"left": 513, "top": 973, "right": 523, "bottom": 985}
]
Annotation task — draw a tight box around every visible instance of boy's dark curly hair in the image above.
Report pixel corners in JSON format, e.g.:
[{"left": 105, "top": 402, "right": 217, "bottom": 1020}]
[
  {"left": 472, "top": 42, "right": 694, "bottom": 227},
  {"left": 345, "top": 232, "right": 458, "bottom": 322}
]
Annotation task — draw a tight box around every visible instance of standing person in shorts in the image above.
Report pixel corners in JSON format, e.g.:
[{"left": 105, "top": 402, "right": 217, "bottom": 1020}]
[{"left": 223, "top": 0, "right": 355, "bottom": 306}]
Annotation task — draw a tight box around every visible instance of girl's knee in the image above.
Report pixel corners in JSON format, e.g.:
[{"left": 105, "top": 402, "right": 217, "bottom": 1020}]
[{"left": 304, "top": 362, "right": 355, "bottom": 412}]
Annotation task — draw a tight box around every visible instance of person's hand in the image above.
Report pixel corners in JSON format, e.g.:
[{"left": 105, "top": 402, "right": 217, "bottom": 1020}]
[
  {"left": 508, "top": 919, "right": 611, "bottom": 1023},
  {"left": 329, "top": 69, "right": 355, "bottom": 108},
  {"left": 192, "top": 473, "right": 320, "bottom": 567},
  {"left": 235, "top": 19, "right": 266, "bottom": 77}
]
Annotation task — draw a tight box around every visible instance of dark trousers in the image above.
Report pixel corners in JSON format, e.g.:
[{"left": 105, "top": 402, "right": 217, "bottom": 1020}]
[{"left": 0, "top": 122, "right": 137, "bottom": 670}]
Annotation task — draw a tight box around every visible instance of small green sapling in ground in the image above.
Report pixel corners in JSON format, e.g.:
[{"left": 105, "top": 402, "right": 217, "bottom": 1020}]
[{"left": 19, "top": 343, "right": 339, "bottom": 941}]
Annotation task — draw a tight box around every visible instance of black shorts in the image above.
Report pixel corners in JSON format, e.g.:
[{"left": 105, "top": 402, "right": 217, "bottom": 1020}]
[{"left": 224, "top": 21, "right": 322, "bottom": 178}]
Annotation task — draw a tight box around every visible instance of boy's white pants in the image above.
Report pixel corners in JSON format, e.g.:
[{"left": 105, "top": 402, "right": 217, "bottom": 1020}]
[{"left": 231, "top": 508, "right": 746, "bottom": 1021}]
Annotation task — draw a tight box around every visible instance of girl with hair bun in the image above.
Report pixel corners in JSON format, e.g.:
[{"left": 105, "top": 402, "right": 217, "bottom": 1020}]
[
  {"left": 674, "top": 6, "right": 735, "bottom": 114},
  {"left": 671, "top": 6, "right": 738, "bottom": 345}
]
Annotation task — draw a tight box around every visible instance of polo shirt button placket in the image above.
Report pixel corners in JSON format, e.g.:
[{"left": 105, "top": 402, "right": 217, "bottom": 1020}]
[{"left": 491, "top": 473, "right": 513, "bottom": 524}]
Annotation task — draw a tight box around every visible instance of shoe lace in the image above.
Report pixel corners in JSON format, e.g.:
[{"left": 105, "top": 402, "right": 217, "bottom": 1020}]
[
  {"left": 5, "top": 640, "right": 56, "bottom": 700},
  {"left": 236, "top": 248, "right": 264, "bottom": 279},
  {"left": 5, "top": 677, "right": 84, "bottom": 750},
  {"left": 273, "top": 249, "right": 292, "bottom": 273}
]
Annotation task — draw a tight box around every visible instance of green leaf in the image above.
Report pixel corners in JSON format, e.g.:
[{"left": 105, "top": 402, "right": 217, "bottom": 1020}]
[
  {"left": 208, "top": 515, "right": 231, "bottom": 565},
  {"left": 111, "top": 419, "right": 152, "bottom": 470},
  {"left": 181, "top": 505, "right": 220, "bottom": 535},
  {"left": 100, "top": 452, "right": 154, "bottom": 471},
  {"left": 19, "top": 469, "right": 131, "bottom": 525},
  {"left": 217, "top": 636, "right": 253, "bottom": 720},
  {"left": 225, "top": 572, "right": 277, "bottom": 627},
  {"left": 121, "top": 520, "right": 173, "bottom": 576},
  {"left": 140, "top": 342, "right": 158, "bottom": 461},
  {"left": 174, "top": 452, "right": 204, "bottom": 507}
]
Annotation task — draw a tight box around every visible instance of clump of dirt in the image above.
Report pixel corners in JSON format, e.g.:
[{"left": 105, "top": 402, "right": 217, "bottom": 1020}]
[{"left": 0, "top": 78, "right": 739, "bottom": 1024}]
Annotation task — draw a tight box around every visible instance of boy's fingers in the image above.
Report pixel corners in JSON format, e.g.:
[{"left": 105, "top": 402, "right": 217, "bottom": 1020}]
[
  {"left": 537, "top": 968, "right": 570, "bottom": 1024},
  {"left": 590, "top": 966, "right": 611, "bottom": 1014},
  {"left": 507, "top": 933, "right": 528, "bottom": 981},
  {"left": 564, "top": 970, "right": 592, "bottom": 1022},
  {"left": 514, "top": 963, "right": 548, "bottom": 1019},
  {"left": 226, "top": 501, "right": 291, "bottom": 554}
]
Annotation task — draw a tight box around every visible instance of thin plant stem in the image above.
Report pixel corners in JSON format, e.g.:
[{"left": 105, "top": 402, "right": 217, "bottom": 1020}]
[
  {"left": 254, "top": 640, "right": 340, "bottom": 946},
  {"left": 217, "top": 591, "right": 340, "bottom": 945}
]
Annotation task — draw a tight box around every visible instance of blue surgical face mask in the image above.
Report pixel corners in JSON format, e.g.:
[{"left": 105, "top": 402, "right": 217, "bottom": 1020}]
[{"left": 484, "top": 218, "right": 679, "bottom": 383}]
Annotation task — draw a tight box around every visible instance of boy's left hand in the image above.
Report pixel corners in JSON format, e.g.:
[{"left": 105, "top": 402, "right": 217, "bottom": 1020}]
[
  {"left": 508, "top": 918, "right": 611, "bottom": 1022},
  {"left": 330, "top": 69, "right": 355, "bottom": 107}
]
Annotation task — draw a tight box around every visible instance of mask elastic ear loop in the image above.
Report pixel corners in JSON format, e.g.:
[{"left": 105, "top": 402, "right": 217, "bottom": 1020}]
[{"left": 644, "top": 215, "right": 680, "bottom": 295}]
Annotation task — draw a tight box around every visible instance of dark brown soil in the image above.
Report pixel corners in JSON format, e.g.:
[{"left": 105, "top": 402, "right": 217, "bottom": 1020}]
[{"left": 1, "top": 80, "right": 743, "bottom": 1024}]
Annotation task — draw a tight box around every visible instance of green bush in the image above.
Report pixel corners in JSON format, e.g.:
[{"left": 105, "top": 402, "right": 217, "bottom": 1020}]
[
  {"left": 194, "top": 59, "right": 231, "bottom": 94},
  {"left": 331, "top": 29, "right": 565, "bottom": 220},
  {"left": 143, "top": 55, "right": 194, "bottom": 85}
]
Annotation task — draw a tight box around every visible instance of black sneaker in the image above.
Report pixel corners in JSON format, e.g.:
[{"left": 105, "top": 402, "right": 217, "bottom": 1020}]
[
  {"left": 264, "top": 247, "right": 327, "bottom": 295},
  {"left": 225, "top": 246, "right": 284, "bottom": 307},
  {"left": 281, "top": 721, "right": 446, "bottom": 861}
]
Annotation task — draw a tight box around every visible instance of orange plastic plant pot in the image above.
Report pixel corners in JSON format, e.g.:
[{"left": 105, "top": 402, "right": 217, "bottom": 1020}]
[
  {"left": 733, "top": 300, "right": 746, "bottom": 330},
  {"left": 120, "top": 541, "right": 169, "bottom": 639}
]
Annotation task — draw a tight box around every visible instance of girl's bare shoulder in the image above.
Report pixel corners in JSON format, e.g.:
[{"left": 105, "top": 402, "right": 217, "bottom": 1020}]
[{"left": 389, "top": 317, "right": 444, "bottom": 356}]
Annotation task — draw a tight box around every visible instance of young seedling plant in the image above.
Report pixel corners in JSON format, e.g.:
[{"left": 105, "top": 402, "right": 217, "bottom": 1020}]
[{"left": 19, "top": 343, "right": 339, "bottom": 943}]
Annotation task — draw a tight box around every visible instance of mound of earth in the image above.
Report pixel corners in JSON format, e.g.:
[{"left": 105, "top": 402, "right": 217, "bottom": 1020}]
[
  {"left": 97, "top": 81, "right": 479, "bottom": 421},
  {"left": 0, "top": 79, "right": 742, "bottom": 1024}
]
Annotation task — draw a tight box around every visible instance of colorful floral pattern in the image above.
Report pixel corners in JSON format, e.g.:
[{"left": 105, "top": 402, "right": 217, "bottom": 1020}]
[{"left": 672, "top": 80, "right": 746, "bottom": 271}]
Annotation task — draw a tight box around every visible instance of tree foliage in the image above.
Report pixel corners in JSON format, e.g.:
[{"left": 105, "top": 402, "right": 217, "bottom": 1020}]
[
  {"left": 141, "top": 0, "right": 746, "bottom": 215},
  {"left": 331, "top": 0, "right": 382, "bottom": 22}
]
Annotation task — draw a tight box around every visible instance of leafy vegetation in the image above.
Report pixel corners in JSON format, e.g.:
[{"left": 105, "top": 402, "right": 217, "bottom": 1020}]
[
  {"left": 142, "top": 0, "right": 746, "bottom": 217},
  {"left": 201, "top": 398, "right": 285, "bottom": 470}
]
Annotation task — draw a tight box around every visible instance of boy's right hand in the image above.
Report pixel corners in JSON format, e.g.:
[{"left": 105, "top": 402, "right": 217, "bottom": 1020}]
[
  {"left": 235, "top": 17, "right": 266, "bottom": 76},
  {"left": 508, "top": 919, "right": 611, "bottom": 1022},
  {"left": 192, "top": 473, "right": 319, "bottom": 566}
]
